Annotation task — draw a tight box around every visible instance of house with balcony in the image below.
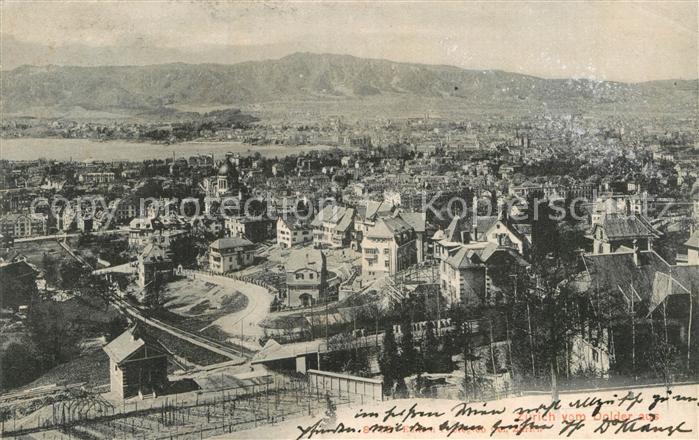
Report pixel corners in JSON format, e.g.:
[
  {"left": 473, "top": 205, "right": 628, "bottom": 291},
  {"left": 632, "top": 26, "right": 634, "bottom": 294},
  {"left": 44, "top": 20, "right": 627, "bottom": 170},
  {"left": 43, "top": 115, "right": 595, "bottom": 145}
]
[
  {"left": 311, "top": 205, "right": 354, "bottom": 248},
  {"left": 361, "top": 217, "right": 416, "bottom": 281},
  {"left": 439, "top": 241, "right": 529, "bottom": 306},
  {"left": 351, "top": 200, "right": 396, "bottom": 252}
]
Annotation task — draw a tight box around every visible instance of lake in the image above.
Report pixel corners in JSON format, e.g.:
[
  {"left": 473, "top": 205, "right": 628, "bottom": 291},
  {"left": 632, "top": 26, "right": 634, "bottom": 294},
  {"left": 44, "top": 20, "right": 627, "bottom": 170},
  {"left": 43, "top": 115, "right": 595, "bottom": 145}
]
[{"left": 0, "top": 138, "right": 345, "bottom": 162}]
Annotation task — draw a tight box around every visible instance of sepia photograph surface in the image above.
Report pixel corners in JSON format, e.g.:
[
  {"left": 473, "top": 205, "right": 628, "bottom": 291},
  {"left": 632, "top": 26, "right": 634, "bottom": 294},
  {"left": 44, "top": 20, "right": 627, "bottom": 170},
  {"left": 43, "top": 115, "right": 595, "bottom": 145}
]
[{"left": 0, "top": 1, "right": 698, "bottom": 438}]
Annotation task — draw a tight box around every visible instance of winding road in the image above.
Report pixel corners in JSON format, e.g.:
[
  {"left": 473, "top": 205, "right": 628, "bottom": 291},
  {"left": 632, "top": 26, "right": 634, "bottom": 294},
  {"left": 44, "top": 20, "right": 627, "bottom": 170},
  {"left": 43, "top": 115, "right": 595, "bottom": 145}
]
[{"left": 186, "top": 271, "right": 273, "bottom": 350}]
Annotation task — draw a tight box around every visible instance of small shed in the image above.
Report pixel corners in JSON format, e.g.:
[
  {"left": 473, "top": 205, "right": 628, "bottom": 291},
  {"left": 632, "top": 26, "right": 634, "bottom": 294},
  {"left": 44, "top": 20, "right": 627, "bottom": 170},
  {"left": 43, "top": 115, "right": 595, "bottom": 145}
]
[{"left": 103, "top": 326, "right": 169, "bottom": 399}]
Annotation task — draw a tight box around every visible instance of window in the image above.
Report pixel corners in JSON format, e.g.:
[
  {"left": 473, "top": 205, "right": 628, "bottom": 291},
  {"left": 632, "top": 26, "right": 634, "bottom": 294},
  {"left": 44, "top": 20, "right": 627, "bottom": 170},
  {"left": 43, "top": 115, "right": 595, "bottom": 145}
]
[
  {"left": 296, "top": 273, "right": 304, "bottom": 280},
  {"left": 384, "top": 248, "right": 390, "bottom": 255},
  {"left": 309, "top": 273, "right": 314, "bottom": 279},
  {"left": 384, "top": 260, "right": 389, "bottom": 268},
  {"left": 592, "top": 350, "right": 599, "bottom": 362}
]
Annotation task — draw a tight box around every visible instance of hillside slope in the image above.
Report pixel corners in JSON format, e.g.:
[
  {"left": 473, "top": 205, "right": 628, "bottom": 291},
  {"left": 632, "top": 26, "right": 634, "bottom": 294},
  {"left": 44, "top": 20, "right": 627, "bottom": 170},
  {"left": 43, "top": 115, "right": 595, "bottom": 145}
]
[{"left": 2, "top": 52, "right": 696, "bottom": 115}]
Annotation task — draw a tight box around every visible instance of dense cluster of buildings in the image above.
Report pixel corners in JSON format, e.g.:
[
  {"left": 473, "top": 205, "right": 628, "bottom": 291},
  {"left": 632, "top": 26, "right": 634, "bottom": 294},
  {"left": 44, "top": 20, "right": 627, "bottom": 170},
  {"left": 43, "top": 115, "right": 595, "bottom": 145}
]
[{"left": 2, "top": 111, "right": 698, "bottom": 394}]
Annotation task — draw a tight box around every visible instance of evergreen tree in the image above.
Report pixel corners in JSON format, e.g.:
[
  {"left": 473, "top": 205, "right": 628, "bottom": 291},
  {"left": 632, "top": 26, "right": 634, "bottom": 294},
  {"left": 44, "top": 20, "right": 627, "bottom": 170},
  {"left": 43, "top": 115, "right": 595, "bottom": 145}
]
[
  {"left": 42, "top": 253, "right": 60, "bottom": 286},
  {"left": 379, "top": 323, "right": 399, "bottom": 394},
  {"left": 399, "top": 317, "right": 419, "bottom": 378},
  {"left": 529, "top": 195, "right": 560, "bottom": 267},
  {"left": 461, "top": 320, "right": 481, "bottom": 399},
  {"left": 0, "top": 344, "right": 41, "bottom": 390},
  {"left": 394, "top": 377, "right": 409, "bottom": 398},
  {"left": 422, "top": 321, "right": 440, "bottom": 373}
]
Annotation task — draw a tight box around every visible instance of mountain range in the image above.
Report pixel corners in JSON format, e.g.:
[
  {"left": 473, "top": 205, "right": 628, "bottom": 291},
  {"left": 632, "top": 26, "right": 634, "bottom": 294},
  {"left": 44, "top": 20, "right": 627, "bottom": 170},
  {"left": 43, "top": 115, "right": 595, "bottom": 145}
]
[{"left": 2, "top": 52, "right": 697, "bottom": 118}]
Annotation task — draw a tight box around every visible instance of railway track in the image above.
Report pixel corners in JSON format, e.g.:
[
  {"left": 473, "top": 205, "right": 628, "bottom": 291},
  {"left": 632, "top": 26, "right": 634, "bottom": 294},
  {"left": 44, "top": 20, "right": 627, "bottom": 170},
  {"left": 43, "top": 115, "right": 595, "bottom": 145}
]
[
  {"left": 108, "top": 294, "right": 256, "bottom": 361},
  {"left": 60, "top": 243, "right": 255, "bottom": 362},
  {"left": 61, "top": 244, "right": 255, "bottom": 362}
]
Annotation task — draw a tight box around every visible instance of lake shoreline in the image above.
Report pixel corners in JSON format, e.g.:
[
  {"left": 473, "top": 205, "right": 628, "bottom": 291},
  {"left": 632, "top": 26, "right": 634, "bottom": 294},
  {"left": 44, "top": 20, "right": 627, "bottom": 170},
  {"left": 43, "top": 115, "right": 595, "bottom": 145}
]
[{"left": 0, "top": 138, "right": 353, "bottom": 162}]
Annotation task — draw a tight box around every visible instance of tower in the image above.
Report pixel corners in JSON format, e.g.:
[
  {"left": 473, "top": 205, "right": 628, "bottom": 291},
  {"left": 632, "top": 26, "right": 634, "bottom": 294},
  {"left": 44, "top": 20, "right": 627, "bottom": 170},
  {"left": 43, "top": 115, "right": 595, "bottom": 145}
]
[{"left": 216, "top": 157, "right": 239, "bottom": 197}]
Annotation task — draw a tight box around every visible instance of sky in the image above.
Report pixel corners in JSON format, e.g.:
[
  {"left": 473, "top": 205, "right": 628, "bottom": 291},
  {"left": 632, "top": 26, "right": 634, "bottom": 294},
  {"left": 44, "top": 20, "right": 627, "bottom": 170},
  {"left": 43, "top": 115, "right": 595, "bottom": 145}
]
[{"left": 1, "top": 1, "right": 697, "bottom": 82}]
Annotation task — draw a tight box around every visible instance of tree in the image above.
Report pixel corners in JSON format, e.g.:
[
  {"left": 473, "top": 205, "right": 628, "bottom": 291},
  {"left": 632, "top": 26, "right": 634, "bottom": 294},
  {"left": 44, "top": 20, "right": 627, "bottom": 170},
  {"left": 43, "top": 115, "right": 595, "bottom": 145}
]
[
  {"left": 528, "top": 195, "right": 561, "bottom": 266},
  {"left": 346, "top": 348, "right": 371, "bottom": 377},
  {"left": 26, "top": 300, "right": 79, "bottom": 368},
  {"left": 379, "top": 324, "right": 399, "bottom": 394},
  {"left": 170, "top": 235, "right": 199, "bottom": 268},
  {"left": 1, "top": 266, "right": 39, "bottom": 309},
  {"left": 422, "top": 321, "right": 440, "bottom": 373},
  {"left": 324, "top": 333, "right": 370, "bottom": 377},
  {"left": 0, "top": 344, "right": 41, "bottom": 391},
  {"left": 106, "top": 315, "right": 130, "bottom": 341},
  {"left": 57, "top": 259, "right": 88, "bottom": 290},
  {"left": 399, "top": 316, "right": 419, "bottom": 378},
  {"left": 461, "top": 319, "right": 481, "bottom": 400},
  {"left": 142, "top": 276, "right": 165, "bottom": 308},
  {"left": 509, "top": 251, "right": 594, "bottom": 397},
  {"left": 97, "top": 237, "right": 130, "bottom": 265},
  {"left": 42, "top": 253, "right": 61, "bottom": 286},
  {"left": 394, "top": 377, "right": 408, "bottom": 398}
]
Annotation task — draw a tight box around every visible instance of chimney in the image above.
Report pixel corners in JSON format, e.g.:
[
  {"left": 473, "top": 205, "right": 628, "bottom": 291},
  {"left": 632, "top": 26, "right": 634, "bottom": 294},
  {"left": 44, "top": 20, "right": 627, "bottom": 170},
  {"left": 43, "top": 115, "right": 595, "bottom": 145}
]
[{"left": 633, "top": 239, "right": 640, "bottom": 267}]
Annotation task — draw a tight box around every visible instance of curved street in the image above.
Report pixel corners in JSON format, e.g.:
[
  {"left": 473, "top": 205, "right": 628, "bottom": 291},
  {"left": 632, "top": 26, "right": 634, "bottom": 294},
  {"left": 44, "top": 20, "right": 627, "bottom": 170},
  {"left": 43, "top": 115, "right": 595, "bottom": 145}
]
[{"left": 189, "top": 272, "right": 274, "bottom": 351}]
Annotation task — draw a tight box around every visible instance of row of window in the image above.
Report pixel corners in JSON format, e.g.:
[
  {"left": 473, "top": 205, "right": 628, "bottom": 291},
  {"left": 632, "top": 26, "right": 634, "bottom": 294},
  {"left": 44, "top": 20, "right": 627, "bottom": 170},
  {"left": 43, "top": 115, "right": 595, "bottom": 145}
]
[
  {"left": 367, "top": 260, "right": 390, "bottom": 268},
  {"left": 278, "top": 229, "right": 310, "bottom": 236},
  {"left": 364, "top": 248, "right": 391, "bottom": 255}
]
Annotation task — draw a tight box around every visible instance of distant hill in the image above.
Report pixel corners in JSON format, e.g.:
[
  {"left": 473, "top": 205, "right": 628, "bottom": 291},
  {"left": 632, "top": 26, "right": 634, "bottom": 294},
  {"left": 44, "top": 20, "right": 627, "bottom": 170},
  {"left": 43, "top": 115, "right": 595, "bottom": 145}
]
[{"left": 2, "top": 52, "right": 696, "bottom": 116}]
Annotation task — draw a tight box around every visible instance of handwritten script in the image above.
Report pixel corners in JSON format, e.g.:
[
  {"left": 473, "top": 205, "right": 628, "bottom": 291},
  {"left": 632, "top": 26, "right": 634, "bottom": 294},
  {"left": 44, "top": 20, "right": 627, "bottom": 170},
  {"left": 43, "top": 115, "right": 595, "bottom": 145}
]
[{"left": 296, "top": 389, "right": 697, "bottom": 439}]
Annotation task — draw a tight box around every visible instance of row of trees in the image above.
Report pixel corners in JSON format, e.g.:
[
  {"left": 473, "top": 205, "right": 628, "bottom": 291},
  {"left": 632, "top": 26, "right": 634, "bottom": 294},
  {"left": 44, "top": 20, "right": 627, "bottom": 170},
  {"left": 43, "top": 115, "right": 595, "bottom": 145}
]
[{"left": 379, "top": 312, "right": 454, "bottom": 397}]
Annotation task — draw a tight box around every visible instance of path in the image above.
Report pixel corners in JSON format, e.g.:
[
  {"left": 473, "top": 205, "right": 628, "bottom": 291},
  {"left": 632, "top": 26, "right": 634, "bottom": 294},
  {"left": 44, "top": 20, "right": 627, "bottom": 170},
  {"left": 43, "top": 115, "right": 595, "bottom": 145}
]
[
  {"left": 186, "top": 271, "right": 274, "bottom": 351},
  {"left": 92, "top": 261, "right": 135, "bottom": 276},
  {"left": 13, "top": 228, "right": 128, "bottom": 243}
]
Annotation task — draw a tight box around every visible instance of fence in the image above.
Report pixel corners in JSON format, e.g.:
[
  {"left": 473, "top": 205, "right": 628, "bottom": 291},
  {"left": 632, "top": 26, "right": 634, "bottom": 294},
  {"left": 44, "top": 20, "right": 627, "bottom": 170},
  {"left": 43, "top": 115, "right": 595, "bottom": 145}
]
[
  {"left": 1, "top": 375, "right": 358, "bottom": 439},
  {"left": 182, "top": 269, "right": 280, "bottom": 296},
  {"left": 308, "top": 369, "right": 383, "bottom": 402}
]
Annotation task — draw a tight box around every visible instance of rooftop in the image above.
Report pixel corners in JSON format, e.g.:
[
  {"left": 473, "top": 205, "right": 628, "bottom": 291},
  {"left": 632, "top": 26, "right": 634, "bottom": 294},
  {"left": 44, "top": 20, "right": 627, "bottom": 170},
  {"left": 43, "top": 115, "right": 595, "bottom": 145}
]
[
  {"left": 366, "top": 216, "right": 413, "bottom": 239},
  {"left": 210, "top": 237, "right": 254, "bottom": 250},
  {"left": 685, "top": 230, "right": 699, "bottom": 249},
  {"left": 286, "top": 247, "right": 326, "bottom": 272},
  {"left": 594, "top": 213, "right": 659, "bottom": 240},
  {"left": 102, "top": 326, "right": 165, "bottom": 365},
  {"left": 311, "top": 205, "right": 354, "bottom": 231}
]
